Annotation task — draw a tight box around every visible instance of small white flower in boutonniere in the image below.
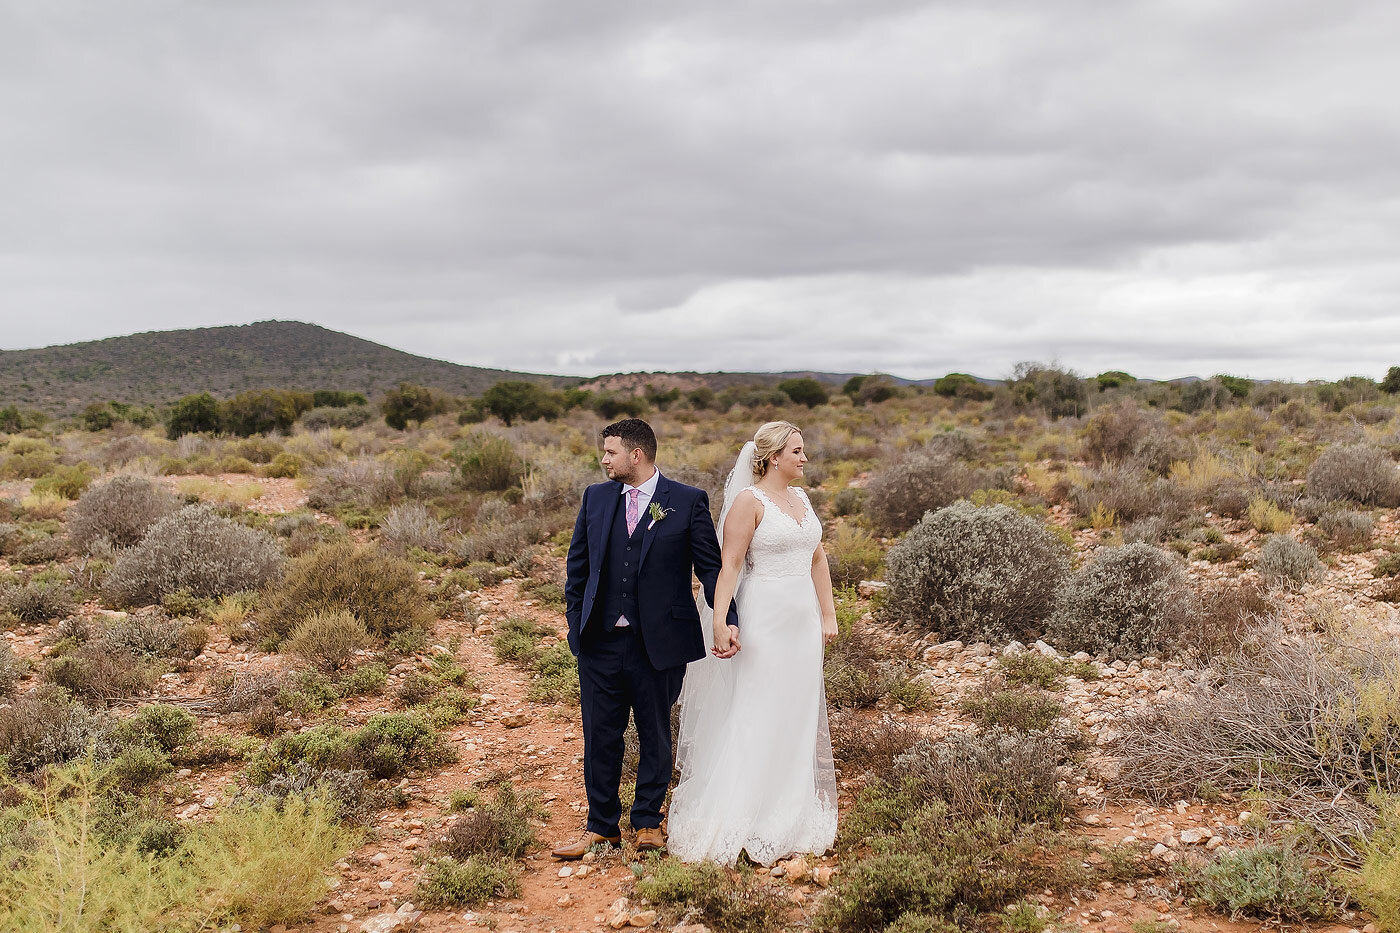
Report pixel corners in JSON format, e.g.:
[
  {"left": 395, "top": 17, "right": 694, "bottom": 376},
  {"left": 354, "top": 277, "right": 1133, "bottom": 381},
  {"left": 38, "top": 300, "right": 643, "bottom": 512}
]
[{"left": 647, "top": 502, "right": 672, "bottom": 530}]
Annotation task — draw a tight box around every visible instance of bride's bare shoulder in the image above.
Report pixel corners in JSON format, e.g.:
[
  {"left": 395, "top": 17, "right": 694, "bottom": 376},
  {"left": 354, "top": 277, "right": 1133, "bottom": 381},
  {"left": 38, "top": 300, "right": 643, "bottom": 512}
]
[{"left": 728, "top": 487, "right": 764, "bottom": 522}]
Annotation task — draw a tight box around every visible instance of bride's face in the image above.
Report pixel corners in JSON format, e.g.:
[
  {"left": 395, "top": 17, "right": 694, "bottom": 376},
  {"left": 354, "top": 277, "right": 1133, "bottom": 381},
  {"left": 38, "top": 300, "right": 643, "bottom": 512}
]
[{"left": 770, "top": 432, "right": 808, "bottom": 481}]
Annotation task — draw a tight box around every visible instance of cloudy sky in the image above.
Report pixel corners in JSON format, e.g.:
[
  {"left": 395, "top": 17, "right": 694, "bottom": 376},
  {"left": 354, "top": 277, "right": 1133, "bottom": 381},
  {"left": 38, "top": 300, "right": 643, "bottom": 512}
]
[{"left": 3, "top": 0, "right": 1398, "bottom": 381}]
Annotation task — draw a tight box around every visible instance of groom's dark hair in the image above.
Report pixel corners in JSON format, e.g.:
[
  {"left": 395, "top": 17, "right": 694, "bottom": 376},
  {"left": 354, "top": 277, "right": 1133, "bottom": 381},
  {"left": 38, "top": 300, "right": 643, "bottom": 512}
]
[{"left": 601, "top": 418, "right": 657, "bottom": 462}]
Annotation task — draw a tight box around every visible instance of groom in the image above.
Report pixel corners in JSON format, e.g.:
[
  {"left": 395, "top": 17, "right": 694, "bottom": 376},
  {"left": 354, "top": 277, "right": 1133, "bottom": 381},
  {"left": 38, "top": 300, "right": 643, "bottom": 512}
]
[{"left": 553, "top": 418, "right": 739, "bottom": 859}]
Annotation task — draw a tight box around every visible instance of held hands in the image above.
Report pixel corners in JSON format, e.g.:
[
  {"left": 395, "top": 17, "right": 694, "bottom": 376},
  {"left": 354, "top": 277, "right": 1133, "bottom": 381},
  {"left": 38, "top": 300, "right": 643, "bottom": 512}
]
[
  {"left": 821, "top": 615, "right": 838, "bottom": 647},
  {"left": 712, "top": 623, "right": 742, "bottom": 659}
]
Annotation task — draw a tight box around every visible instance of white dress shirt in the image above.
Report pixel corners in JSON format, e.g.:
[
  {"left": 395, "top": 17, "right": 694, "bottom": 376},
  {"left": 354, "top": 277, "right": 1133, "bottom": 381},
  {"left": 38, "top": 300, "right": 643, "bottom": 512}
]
[{"left": 615, "top": 468, "right": 661, "bottom": 627}]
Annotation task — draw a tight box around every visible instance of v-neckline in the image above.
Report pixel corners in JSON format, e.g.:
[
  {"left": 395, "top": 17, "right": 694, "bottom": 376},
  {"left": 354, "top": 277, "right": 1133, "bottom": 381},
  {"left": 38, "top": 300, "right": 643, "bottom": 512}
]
[{"left": 752, "top": 485, "right": 808, "bottom": 528}]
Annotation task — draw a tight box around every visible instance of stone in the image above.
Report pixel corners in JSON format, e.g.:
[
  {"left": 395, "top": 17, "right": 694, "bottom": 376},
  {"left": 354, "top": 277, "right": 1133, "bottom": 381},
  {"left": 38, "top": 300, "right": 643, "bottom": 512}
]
[
  {"left": 360, "top": 903, "right": 422, "bottom": 933},
  {"left": 1002, "top": 641, "right": 1027, "bottom": 656},
  {"left": 630, "top": 910, "right": 658, "bottom": 927},
  {"left": 500, "top": 712, "right": 530, "bottom": 728},
  {"left": 856, "top": 580, "right": 887, "bottom": 597},
  {"left": 1150, "top": 843, "right": 1170, "bottom": 858},
  {"left": 1178, "top": 828, "right": 1208, "bottom": 845},
  {"left": 556, "top": 894, "right": 573, "bottom": 907},
  {"left": 608, "top": 898, "right": 632, "bottom": 929},
  {"left": 813, "top": 866, "right": 836, "bottom": 887},
  {"left": 574, "top": 864, "right": 592, "bottom": 878},
  {"left": 559, "top": 866, "right": 573, "bottom": 877},
  {"left": 784, "top": 855, "right": 810, "bottom": 883},
  {"left": 1032, "top": 640, "right": 1060, "bottom": 658}
]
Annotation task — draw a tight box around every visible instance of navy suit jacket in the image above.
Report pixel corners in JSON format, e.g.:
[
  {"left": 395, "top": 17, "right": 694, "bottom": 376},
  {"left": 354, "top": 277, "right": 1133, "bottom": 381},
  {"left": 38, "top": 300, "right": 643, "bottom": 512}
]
[{"left": 564, "top": 473, "right": 737, "bottom": 670}]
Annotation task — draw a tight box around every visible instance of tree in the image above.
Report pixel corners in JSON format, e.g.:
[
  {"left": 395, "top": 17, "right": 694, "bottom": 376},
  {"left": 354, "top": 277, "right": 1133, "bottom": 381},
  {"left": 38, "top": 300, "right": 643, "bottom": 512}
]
[
  {"left": 313, "top": 389, "right": 368, "bottom": 408},
  {"left": 81, "top": 402, "right": 117, "bottom": 431},
  {"left": 166, "top": 392, "right": 221, "bottom": 439},
  {"left": 777, "top": 378, "right": 829, "bottom": 408},
  {"left": 933, "top": 373, "right": 992, "bottom": 401},
  {"left": 481, "top": 381, "right": 562, "bottom": 426},
  {"left": 1215, "top": 374, "right": 1253, "bottom": 399},
  {"left": 687, "top": 387, "right": 715, "bottom": 410},
  {"left": 220, "top": 389, "right": 313, "bottom": 436},
  {"left": 1010, "top": 363, "right": 1088, "bottom": 420},
  {"left": 381, "top": 383, "right": 450, "bottom": 430},
  {"left": 1095, "top": 371, "right": 1136, "bottom": 391},
  {"left": 1383, "top": 367, "right": 1400, "bottom": 395}
]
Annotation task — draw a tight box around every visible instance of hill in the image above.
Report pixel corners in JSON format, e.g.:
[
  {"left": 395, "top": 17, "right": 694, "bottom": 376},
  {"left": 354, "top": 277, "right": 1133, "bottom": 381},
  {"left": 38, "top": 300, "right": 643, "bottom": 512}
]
[{"left": 0, "top": 321, "right": 568, "bottom": 413}]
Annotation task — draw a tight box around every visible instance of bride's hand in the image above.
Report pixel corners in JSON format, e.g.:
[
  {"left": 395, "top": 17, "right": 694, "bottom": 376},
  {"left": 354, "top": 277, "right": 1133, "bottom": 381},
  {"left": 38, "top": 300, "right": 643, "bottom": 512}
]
[
  {"left": 712, "top": 624, "right": 741, "bottom": 659},
  {"left": 821, "top": 615, "right": 838, "bottom": 647}
]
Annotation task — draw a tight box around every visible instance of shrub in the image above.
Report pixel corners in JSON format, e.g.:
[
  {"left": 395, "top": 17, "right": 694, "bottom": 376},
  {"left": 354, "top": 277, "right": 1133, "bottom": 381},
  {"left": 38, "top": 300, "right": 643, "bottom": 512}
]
[
  {"left": 893, "top": 730, "right": 1069, "bottom": 827},
  {"left": 450, "top": 432, "right": 525, "bottom": 492},
  {"left": 1351, "top": 796, "right": 1400, "bottom": 932},
  {"left": 249, "top": 713, "right": 451, "bottom": 784},
  {"left": 379, "top": 501, "right": 446, "bottom": 552},
  {"left": 45, "top": 645, "right": 159, "bottom": 702},
  {"left": 299, "top": 404, "right": 373, "bottom": 430},
  {"left": 256, "top": 542, "right": 435, "bottom": 645},
  {"left": 1180, "top": 845, "right": 1337, "bottom": 922},
  {"left": 1306, "top": 443, "right": 1400, "bottom": 506},
  {"left": 1070, "top": 464, "right": 1186, "bottom": 523},
  {"left": 0, "top": 684, "right": 115, "bottom": 771},
  {"left": 452, "top": 513, "right": 543, "bottom": 565},
  {"left": 438, "top": 782, "right": 542, "bottom": 858},
  {"left": 527, "top": 642, "right": 580, "bottom": 705},
  {"left": 492, "top": 616, "right": 552, "bottom": 665},
  {"left": 996, "top": 652, "right": 1069, "bottom": 690},
  {"left": 1181, "top": 579, "right": 1274, "bottom": 663},
  {"left": 0, "top": 642, "right": 26, "bottom": 694},
  {"left": 284, "top": 610, "right": 371, "bottom": 670},
  {"left": 1113, "top": 625, "right": 1400, "bottom": 853},
  {"left": 251, "top": 762, "right": 379, "bottom": 825},
  {"left": 105, "top": 504, "right": 284, "bottom": 606},
  {"left": 882, "top": 502, "right": 1070, "bottom": 643},
  {"left": 184, "top": 794, "right": 359, "bottom": 928},
  {"left": 415, "top": 855, "right": 521, "bottom": 907},
  {"left": 1046, "top": 544, "right": 1198, "bottom": 659},
  {"left": 830, "top": 713, "right": 922, "bottom": 782},
  {"left": 118, "top": 703, "right": 197, "bottom": 753},
  {"left": 1255, "top": 534, "right": 1323, "bottom": 588},
  {"left": 1082, "top": 400, "right": 1153, "bottom": 464},
  {"left": 1247, "top": 497, "right": 1293, "bottom": 533},
  {"left": 960, "top": 686, "right": 1063, "bottom": 733},
  {"left": 632, "top": 857, "right": 791, "bottom": 933},
  {"left": 100, "top": 611, "right": 183, "bottom": 657},
  {"left": 263, "top": 452, "right": 304, "bottom": 478},
  {"left": 825, "top": 523, "right": 883, "bottom": 588},
  {"left": 1319, "top": 509, "right": 1374, "bottom": 549},
  {"left": 306, "top": 459, "right": 400, "bottom": 511},
  {"left": 32, "top": 463, "right": 97, "bottom": 499},
  {"left": 0, "top": 581, "right": 75, "bottom": 622},
  {"left": 824, "top": 630, "right": 907, "bottom": 709},
  {"left": 865, "top": 450, "right": 978, "bottom": 534}
]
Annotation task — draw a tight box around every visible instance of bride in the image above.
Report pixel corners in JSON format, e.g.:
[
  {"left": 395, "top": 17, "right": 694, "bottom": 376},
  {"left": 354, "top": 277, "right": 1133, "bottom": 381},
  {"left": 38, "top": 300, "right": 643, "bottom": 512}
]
[{"left": 667, "top": 421, "right": 839, "bottom": 865}]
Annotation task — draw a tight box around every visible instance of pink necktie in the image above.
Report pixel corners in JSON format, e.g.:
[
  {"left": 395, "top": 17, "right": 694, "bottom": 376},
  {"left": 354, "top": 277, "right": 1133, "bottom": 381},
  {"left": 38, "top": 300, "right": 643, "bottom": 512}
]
[{"left": 626, "top": 488, "right": 641, "bottom": 535}]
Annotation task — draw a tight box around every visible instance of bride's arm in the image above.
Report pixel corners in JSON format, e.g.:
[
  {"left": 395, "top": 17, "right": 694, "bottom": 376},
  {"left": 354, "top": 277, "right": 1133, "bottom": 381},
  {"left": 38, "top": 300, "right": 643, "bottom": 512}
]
[
  {"left": 710, "top": 492, "right": 761, "bottom": 657},
  {"left": 811, "top": 543, "right": 839, "bottom": 646}
]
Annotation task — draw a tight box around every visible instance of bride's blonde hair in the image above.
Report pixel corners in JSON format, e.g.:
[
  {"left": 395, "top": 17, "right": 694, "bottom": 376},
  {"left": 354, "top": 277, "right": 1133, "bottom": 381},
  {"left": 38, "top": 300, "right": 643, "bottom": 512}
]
[{"left": 752, "top": 421, "right": 801, "bottom": 480}]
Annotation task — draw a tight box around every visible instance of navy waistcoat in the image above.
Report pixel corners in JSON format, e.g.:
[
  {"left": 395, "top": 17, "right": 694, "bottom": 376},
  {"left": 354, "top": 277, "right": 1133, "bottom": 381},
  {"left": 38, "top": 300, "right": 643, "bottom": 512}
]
[{"left": 588, "top": 494, "right": 647, "bottom": 633}]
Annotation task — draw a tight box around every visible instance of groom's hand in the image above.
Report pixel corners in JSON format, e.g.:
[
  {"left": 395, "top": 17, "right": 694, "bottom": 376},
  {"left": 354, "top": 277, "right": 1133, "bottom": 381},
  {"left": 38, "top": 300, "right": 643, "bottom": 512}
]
[{"left": 712, "top": 625, "right": 741, "bottom": 659}]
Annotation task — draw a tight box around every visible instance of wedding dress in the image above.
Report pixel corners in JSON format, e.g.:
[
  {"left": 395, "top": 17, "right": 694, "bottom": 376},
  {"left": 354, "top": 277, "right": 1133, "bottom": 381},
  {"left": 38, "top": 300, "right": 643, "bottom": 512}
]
[{"left": 668, "top": 444, "right": 838, "bottom": 865}]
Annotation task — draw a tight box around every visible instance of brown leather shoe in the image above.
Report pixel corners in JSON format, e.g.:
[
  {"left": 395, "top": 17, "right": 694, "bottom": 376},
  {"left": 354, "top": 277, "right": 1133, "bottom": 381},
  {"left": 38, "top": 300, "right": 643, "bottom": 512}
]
[
  {"left": 550, "top": 831, "right": 621, "bottom": 860},
  {"left": 635, "top": 826, "right": 666, "bottom": 853}
]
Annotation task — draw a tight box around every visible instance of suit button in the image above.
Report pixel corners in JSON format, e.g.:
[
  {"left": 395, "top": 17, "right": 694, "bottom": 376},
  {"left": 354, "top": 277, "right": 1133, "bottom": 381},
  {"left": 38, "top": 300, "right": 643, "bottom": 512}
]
[
  {"left": 623, "top": 562, "right": 629, "bottom": 567},
  {"left": 622, "top": 578, "right": 628, "bottom": 583},
  {"left": 626, "top": 546, "right": 632, "bottom": 552}
]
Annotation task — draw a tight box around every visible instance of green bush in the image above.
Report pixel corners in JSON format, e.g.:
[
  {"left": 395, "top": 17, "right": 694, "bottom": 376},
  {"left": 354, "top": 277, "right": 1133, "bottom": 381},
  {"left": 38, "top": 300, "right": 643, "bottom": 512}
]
[
  {"left": 882, "top": 502, "right": 1070, "bottom": 643},
  {"left": 1180, "top": 845, "right": 1337, "bottom": 922},
  {"left": 105, "top": 504, "right": 285, "bottom": 606},
  {"left": 284, "top": 610, "right": 371, "bottom": 670},
  {"left": 825, "top": 523, "right": 883, "bottom": 588},
  {"left": 492, "top": 616, "right": 552, "bottom": 665},
  {"left": 527, "top": 642, "right": 580, "bottom": 705},
  {"left": 117, "top": 703, "right": 197, "bottom": 753},
  {"left": 960, "top": 687, "right": 1063, "bottom": 733},
  {"left": 1351, "top": 796, "right": 1400, "bottom": 932},
  {"left": 32, "top": 463, "right": 97, "bottom": 499},
  {"left": 449, "top": 432, "right": 524, "bottom": 491},
  {"left": 438, "top": 782, "right": 542, "bottom": 859},
  {"left": 256, "top": 542, "right": 435, "bottom": 645},
  {"left": 415, "top": 855, "right": 521, "bottom": 907},
  {"left": 0, "top": 580, "right": 75, "bottom": 622},
  {"left": 0, "top": 684, "right": 115, "bottom": 772},
  {"left": 633, "top": 856, "right": 789, "bottom": 932},
  {"left": 1046, "top": 544, "right": 1197, "bottom": 659}
]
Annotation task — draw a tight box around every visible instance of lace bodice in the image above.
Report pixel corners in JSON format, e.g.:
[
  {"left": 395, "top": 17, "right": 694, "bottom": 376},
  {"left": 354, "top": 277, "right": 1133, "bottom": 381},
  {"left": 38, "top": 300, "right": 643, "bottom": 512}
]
[{"left": 743, "top": 485, "right": 823, "bottom": 578}]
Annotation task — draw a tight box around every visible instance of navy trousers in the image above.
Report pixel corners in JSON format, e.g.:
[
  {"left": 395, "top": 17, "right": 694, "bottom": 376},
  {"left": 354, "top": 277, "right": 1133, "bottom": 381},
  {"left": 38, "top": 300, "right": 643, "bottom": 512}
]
[{"left": 577, "top": 623, "right": 685, "bottom": 837}]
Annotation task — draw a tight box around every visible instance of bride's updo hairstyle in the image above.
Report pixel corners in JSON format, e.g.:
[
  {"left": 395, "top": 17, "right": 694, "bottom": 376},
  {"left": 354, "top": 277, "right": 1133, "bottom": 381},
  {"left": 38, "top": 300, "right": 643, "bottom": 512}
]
[{"left": 751, "top": 421, "right": 801, "bottom": 481}]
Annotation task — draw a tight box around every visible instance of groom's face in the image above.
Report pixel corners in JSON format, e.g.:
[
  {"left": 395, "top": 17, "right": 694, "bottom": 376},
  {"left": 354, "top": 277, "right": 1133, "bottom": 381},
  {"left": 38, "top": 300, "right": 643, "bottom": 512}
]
[{"left": 600, "top": 437, "right": 644, "bottom": 483}]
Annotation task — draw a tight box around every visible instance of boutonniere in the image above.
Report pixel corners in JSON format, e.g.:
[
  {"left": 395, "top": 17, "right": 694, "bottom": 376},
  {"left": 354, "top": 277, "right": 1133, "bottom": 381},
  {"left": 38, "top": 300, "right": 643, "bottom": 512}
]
[{"left": 647, "top": 502, "right": 672, "bottom": 530}]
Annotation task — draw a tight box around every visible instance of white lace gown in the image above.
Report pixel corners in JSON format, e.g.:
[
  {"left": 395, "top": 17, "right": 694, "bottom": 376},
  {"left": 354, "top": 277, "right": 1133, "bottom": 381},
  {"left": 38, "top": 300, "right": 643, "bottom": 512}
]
[{"left": 668, "top": 485, "right": 838, "bottom": 865}]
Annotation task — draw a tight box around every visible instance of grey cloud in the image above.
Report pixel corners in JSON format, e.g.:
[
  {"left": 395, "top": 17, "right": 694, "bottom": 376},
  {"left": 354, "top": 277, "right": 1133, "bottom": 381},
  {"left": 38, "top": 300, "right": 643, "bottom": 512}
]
[{"left": 3, "top": 0, "right": 1400, "bottom": 381}]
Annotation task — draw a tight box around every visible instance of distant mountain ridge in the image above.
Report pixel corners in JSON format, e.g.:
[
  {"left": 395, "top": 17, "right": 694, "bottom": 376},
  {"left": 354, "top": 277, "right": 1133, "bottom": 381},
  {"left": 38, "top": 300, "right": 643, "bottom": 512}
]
[{"left": 0, "top": 321, "right": 568, "bottom": 414}]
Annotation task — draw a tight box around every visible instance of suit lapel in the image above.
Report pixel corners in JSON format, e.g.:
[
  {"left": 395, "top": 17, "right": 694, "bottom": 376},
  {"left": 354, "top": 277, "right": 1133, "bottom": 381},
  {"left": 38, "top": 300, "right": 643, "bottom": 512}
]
[
  {"left": 637, "top": 475, "right": 672, "bottom": 571},
  {"left": 591, "top": 481, "right": 623, "bottom": 565}
]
